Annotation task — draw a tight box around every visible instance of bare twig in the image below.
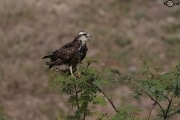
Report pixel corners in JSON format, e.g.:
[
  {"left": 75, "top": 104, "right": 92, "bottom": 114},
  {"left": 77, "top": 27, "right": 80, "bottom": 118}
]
[
  {"left": 165, "top": 98, "right": 172, "bottom": 119},
  {"left": 166, "top": 96, "right": 171, "bottom": 103},
  {"left": 148, "top": 102, "right": 157, "bottom": 120},
  {"left": 83, "top": 111, "right": 86, "bottom": 120},
  {"left": 145, "top": 91, "right": 173, "bottom": 120},
  {"left": 74, "top": 85, "right": 80, "bottom": 109},
  {"left": 99, "top": 87, "right": 118, "bottom": 113},
  {"left": 88, "top": 81, "right": 119, "bottom": 113},
  {"left": 145, "top": 92, "right": 166, "bottom": 116},
  {"left": 140, "top": 57, "right": 155, "bottom": 78}
]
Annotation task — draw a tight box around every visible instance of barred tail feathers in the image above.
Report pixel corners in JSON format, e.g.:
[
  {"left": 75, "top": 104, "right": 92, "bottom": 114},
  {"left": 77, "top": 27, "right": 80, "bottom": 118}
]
[
  {"left": 46, "top": 60, "right": 63, "bottom": 69},
  {"left": 46, "top": 62, "right": 54, "bottom": 69},
  {"left": 42, "top": 55, "right": 52, "bottom": 59}
]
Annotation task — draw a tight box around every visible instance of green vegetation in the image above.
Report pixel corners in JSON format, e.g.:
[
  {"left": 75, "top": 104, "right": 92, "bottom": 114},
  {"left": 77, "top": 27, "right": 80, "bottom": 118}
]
[
  {"left": 162, "top": 36, "right": 180, "bottom": 45},
  {"left": 1, "top": 0, "right": 180, "bottom": 119},
  {"left": 133, "top": 57, "right": 180, "bottom": 120},
  {"left": 162, "top": 36, "right": 180, "bottom": 57},
  {"left": 170, "top": 9, "right": 180, "bottom": 17},
  {"left": 48, "top": 58, "right": 180, "bottom": 120},
  {"left": 134, "top": 11, "right": 147, "bottom": 21},
  {"left": 111, "top": 33, "right": 132, "bottom": 47},
  {"left": 0, "top": 8, "right": 35, "bottom": 28},
  {"left": 49, "top": 59, "right": 121, "bottom": 120},
  {"left": 0, "top": 107, "right": 8, "bottom": 120},
  {"left": 163, "top": 23, "right": 180, "bottom": 33}
]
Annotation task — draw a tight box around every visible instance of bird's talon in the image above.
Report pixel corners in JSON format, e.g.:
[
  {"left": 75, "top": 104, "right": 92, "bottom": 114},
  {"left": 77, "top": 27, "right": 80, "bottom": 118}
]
[{"left": 75, "top": 72, "right": 82, "bottom": 78}]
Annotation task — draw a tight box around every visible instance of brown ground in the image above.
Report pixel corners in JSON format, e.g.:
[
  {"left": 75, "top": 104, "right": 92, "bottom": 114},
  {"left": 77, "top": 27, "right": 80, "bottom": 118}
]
[{"left": 0, "top": 0, "right": 180, "bottom": 120}]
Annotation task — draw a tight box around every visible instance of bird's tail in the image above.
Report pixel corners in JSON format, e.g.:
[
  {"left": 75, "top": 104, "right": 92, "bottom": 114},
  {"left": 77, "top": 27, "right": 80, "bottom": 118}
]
[
  {"left": 46, "top": 62, "right": 54, "bottom": 69},
  {"left": 42, "top": 55, "right": 52, "bottom": 59},
  {"left": 46, "top": 60, "right": 63, "bottom": 69}
]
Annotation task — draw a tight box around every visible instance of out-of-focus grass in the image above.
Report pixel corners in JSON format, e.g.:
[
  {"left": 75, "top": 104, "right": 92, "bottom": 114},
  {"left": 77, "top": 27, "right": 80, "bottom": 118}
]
[
  {"left": 110, "top": 33, "right": 132, "bottom": 47},
  {"left": 170, "top": 9, "right": 180, "bottom": 16},
  {"left": 162, "top": 36, "right": 180, "bottom": 57},
  {"left": 107, "top": 0, "right": 131, "bottom": 13},
  {"left": 0, "top": 0, "right": 180, "bottom": 120},
  {"left": 162, "top": 36, "right": 180, "bottom": 45},
  {"left": 145, "top": 28, "right": 158, "bottom": 37},
  {"left": 0, "top": 8, "right": 35, "bottom": 29},
  {"left": 0, "top": 106, "right": 8, "bottom": 120},
  {"left": 134, "top": 11, "right": 147, "bottom": 21},
  {"left": 161, "top": 20, "right": 180, "bottom": 57},
  {"left": 163, "top": 23, "right": 180, "bottom": 33}
]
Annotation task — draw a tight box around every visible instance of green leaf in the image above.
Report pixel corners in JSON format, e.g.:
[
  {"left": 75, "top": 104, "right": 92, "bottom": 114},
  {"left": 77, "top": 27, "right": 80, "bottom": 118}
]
[
  {"left": 110, "top": 104, "right": 142, "bottom": 120},
  {"left": 176, "top": 109, "right": 180, "bottom": 114},
  {"left": 93, "top": 96, "right": 107, "bottom": 106}
]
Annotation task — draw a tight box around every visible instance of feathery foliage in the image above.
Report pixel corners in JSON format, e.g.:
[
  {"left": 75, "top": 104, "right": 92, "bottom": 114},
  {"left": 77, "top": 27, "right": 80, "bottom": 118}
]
[
  {"left": 48, "top": 58, "right": 180, "bottom": 120},
  {"left": 132, "top": 57, "right": 180, "bottom": 120}
]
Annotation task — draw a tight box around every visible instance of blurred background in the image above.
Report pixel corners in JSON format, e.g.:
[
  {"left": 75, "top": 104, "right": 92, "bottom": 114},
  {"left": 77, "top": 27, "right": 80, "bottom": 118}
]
[{"left": 0, "top": 0, "right": 179, "bottom": 120}]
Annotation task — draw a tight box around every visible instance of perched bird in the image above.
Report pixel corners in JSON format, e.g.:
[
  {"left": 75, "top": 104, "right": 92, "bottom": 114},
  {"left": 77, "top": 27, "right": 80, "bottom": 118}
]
[{"left": 42, "top": 31, "right": 92, "bottom": 76}]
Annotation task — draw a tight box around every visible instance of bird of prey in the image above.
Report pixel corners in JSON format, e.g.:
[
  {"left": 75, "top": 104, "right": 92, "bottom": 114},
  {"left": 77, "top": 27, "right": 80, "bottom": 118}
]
[{"left": 42, "top": 31, "right": 92, "bottom": 76}]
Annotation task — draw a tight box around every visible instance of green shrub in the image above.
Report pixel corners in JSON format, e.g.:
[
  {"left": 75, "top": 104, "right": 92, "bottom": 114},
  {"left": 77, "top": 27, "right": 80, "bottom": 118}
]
[
  {"left": 0, "top": 107, "right": 8, "bottom": 120},
  {"left": 132, "top": 57, "right": 180, "bottom": 120},
  {"left": 47, "top": 58, "right": 180, "bottom": 120}
]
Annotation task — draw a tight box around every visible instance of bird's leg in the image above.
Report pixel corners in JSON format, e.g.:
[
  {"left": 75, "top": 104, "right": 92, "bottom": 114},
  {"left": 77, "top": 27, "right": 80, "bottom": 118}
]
[
  {"left": 75, "top": 64, "right": 82, "bottom": 78},
  {"left": 53, "top": 67, "right": 61, "bottom": 72},
  {"left": 69, "top": 65, "right": 74, "bottom": 76}
]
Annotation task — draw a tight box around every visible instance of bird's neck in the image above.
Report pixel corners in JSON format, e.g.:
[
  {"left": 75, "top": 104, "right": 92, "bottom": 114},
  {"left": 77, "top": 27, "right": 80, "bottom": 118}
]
[
  {"left": 73, "top": 40, "right": 86, "bottom": 46},
  {"left": 81, "top": 40, "right": 86, "bottom": 46}
]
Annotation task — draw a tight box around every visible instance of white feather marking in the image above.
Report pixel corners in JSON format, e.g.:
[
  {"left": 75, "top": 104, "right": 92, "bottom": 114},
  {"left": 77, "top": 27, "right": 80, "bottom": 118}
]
[
  {"left": 79, "top": 36, "right": 87, "bottom": 45},
  {"left": 78, "top": 45, "right": 82, "bottom": 51},
  {"left": 79, "top": 31, "right": 86, "bottom": 35}
]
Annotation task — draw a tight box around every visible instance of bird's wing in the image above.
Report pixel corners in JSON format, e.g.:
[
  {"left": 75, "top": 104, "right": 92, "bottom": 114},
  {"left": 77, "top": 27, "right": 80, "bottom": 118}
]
[
  {"left": 61, "top": 41, "right": 75, "bottom": 49},
  {"left": 57, "top": 46, "right": 79, "bottom": 61},
  {"left": 53, "top": 41, "right": 80, "bottom": 63}
]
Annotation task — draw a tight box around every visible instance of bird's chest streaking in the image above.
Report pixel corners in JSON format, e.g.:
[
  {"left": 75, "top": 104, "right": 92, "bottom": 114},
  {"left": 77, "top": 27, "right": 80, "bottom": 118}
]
[{"left": 70, "top": 42, "right": 88, "bottom": 66}]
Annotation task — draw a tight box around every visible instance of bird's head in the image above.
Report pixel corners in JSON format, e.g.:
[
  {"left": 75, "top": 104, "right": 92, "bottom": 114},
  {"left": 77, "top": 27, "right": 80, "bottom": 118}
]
[{"left": 75, "top": 31, "right": 92, "bottom": 43}]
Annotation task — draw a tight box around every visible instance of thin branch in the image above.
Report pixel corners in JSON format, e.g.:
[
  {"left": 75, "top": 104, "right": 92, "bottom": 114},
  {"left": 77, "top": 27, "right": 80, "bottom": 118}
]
[
  {"left": 168, "top": 109, "right": 178, "bottom": 120},
  {"left": 165, "top": 98, "right": 173, "bottom": 119},
  {"left": 140, "top": 57, "right": 155, "bottom": 78},
  {"left": 98, "top": 87, "right": 118, "bottom": 113},
  {"left": 88, "top": 81, "right": 118, "bottom": 113},
  {"left": 148, "top": 102, "right": 157, "bottom": 120},
  {"left": 165, "top": 96, "right": 171, "bottom": 102},
  {"left": 74, "top": 85, "right": 80, "bottom": 109},
  {"left": 83, "top": 110, "right": 86, "bottom": 120},
  {"left": 145, "top": 92, "right": 166, "bottom": 116}
]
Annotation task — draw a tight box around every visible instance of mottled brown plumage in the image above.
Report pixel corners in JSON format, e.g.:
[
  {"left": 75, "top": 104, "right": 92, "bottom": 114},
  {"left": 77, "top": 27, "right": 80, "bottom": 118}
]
[{"left": 42, "top": 31, "right": 92, "bottom": 75}]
